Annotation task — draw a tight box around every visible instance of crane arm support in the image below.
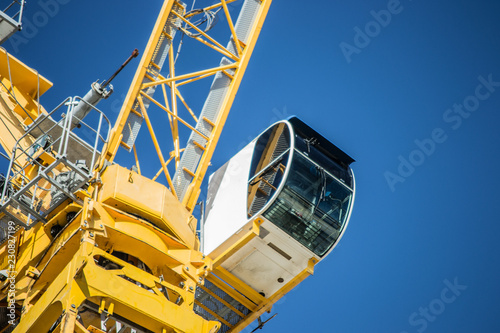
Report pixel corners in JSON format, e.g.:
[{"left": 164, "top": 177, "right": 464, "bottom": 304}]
[
  {"left": 173, "top": 0, "right": 273, "bottom": 211},
  {"left": 98, "top": 0, "right": 272, "bottom": 213},
  {"left": 99, "top": 0, "right": 185, "bottom": 167}
]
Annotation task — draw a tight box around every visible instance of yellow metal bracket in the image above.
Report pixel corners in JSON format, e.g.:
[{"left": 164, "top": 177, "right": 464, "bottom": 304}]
[
  {"left": 230, "top": 258, "right": 317, "bottom": 332},
  {"left": 25, "top": 266, "right": 40, "bottom": 280},
  {"left": 211, "top": 218, "right": 263, "bottom": 268}
]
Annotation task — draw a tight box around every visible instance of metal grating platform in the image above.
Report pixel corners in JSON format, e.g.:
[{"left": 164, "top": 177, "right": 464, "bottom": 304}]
[{"left": 194, "top": 279, "right": 252, "bottom": 333}]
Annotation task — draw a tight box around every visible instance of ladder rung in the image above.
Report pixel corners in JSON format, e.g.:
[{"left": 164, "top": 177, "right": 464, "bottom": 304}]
[
  {"left": 161, "top": 31, "right": 173, "bottom": 40},
  {"left": 222, "top": 70, "right": 234, "bottom": 80},
  {"left": 192, "top": 140, "right": 206, "bottom": 151},
  {"left": 130, "top": 108, "right": 143, "bottom": 118},
  {"left": 145, "top": 72, "right": 156, "bottom": 82},
  {"left": 173, "top": 0, "right": 185, "bottom": 9},
  {"left": 202, "top": 116, "right": 215, "bottom": 127},
  {"left": 120, "top": 141, "right": 132, "bottom": 150},
  {"left": 150, "top": 61, "right": 161, "bottom": 70},
  {"left": 183, "top": 167, "right": 195, "bottom": 178}
]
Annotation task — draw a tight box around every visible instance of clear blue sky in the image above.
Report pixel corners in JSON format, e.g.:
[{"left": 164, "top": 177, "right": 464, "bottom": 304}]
[{"left": 2, "top": 0, "right": 500, "bottom": 332}]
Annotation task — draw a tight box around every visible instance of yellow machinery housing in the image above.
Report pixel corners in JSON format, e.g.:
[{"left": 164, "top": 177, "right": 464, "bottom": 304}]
[{"left": 0, "top": 1, "right": 356, "bottom": 332}]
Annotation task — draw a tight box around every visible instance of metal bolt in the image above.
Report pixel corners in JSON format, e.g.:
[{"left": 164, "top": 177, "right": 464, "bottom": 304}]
[
  {"left": 185, "top": 266, "right": 189, "bottom": 271},
  {"left": 100, "top": 224, "right": 103, "bottom": 228},
  {"left": 189, "top": 286, "right": 194, "bottom": 291},
  {"left": 89, "top": 232, "right": 94, "bottom": 237},
  {"left": 71, "top": 304, "right": 76, "bottom": 309}
]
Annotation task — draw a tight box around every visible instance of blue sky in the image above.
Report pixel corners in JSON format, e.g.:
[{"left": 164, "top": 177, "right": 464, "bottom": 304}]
[{"left": 2, "top": 0, "right": 500, "bottom": 332}]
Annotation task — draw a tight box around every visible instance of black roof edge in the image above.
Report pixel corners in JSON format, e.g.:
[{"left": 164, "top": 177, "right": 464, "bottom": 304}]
[{"left": 288, "top": 116, "right": 355, "bottom": 167}]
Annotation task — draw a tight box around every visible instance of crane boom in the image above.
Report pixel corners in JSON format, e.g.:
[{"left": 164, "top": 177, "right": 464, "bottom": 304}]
[
  {"left": 0, "top": 1, "right": 356, "bottom": 333},
  {"left": 101, "top": 0, "right": 272, "bottom": 212}
]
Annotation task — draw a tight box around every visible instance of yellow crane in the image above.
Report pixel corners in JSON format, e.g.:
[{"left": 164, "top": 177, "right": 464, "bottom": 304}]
[{"left": 0, "top": 1, "right": 356, "bottom": 332}]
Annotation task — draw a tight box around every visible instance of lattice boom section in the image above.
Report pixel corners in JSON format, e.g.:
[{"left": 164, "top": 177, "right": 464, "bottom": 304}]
[
  {"left": 121, "top": 1, "right": 186, "bottom": 151},
  {"left": 173, "top": 0, "right": 264, "bottom": 202}
]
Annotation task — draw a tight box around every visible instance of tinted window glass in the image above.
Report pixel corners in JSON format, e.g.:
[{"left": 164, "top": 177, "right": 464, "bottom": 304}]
[{"left": 263, "top": 151, "right": 352, "bottom": 256}]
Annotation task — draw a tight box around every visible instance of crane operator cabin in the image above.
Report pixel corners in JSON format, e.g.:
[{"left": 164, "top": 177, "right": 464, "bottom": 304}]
[{"left": 202, "top": 117, "right": 355, "bottom": 297}]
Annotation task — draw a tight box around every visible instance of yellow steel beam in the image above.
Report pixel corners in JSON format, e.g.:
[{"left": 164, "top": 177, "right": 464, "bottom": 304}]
[
  {"left": 141, "top": 63, "right": 238, "bottom": 89},
  {"left": 206, "top": 274, "right": 258, "bottom": 312},
  {"left": 229, "top": 258, "right": 317, "bottom": 333},
  {"left": 221, "top": 0, "right": 243, "bottom": 56},
  {"left": 99, "top": 0, "right": 181, "bottom": 166},
  {"left": 132, "top": 144, "right": 141, "bottom": 175},
  {"left": 198, "top": 283, "right": 246, "bottom": 318},
  {"left": 176, "top": 71, "right": 218, "bottom": 87},
  {"left": 194, "top": 299, "right": 234, "bottom": 328},
  {"left": 168, "top": 45, "right": 181, "bottom": 169},
  {"left": 139, "top": 91, "right": 210, "bottom": 141},
  {"left": 179, "top": 28, "right": 240, "bottom": 61},
  {"left": 212, "top": 267, "right": 266, "bottom": 306},
  {"left": 183, "top": 0, "right": 273, "bottom": 211},
  {"left": 159, "top": 82, "right": 177, "bottom": 164},
  {"left": 0, "top": 49, "right": 53, "bottom": 158},
  {"left": 211, "top": 219, "right": 262, "bottom": 267},
  {"left": 138, "top": 96, "right": 177, "bottom": 197},
  {"left": 174, "top": 87, "right": 198, "bottom": 123},
  {"left": 184, "top": 0, "right": 238, "bottom": 18},
  {"left": 173, "top": 11, "right": 239, "bottom": 61},
  {"left": 152, "top": 154, "right": 174, "bottom": 182}
]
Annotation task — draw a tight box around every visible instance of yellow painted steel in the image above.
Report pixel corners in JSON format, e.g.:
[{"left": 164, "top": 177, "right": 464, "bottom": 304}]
[
  {"left": 100, "top": 0, "right": 181, "bottom": 167},
  {"left": 221, "top": 0, "right": 243, "bottom": 57},
  {"left": 184, "top": 0, "right": 239, "bottom": 19},
  {"left": 182, "top": 0, "right": 273, "bottom": 212},
  {"left": 0, "top": 49, "right": 52, "bottom": 158},
  {"left": 174, "top": 12, "right": 240, "bottom": 61},
  {"left": 98, "top": 0, "right": 273, "bottom": 213},
  {"left": 227, "top": 259, "right": 317, "bottom": 333},
  {"left": 132, "top": 144, "right": 141, "bottom": 175},
  {"left": 2, "top": 164, "right": 219, "bottom": 332},
  {"left": 141, "top": 63, "right": 238, "bottom": 89},
  {"left": 138, "top": 95, "right": 178, "bottom": 197},
  {"left": 0, "top": 1, "right": 327, "bottom": 332}
]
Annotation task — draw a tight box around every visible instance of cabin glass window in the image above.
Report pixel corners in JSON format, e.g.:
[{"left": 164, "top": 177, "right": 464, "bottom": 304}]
[{"left": 263, "top": 151, "right": 353, "bottom": 256}]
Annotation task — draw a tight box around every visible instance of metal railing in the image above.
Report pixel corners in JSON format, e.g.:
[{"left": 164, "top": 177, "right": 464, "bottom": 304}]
[
  {"left": 0, "top": 96, "right": 110, "bottom": 228},
  {"left": 0, "top": 0, "right": 25, "bottom": 44}
]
